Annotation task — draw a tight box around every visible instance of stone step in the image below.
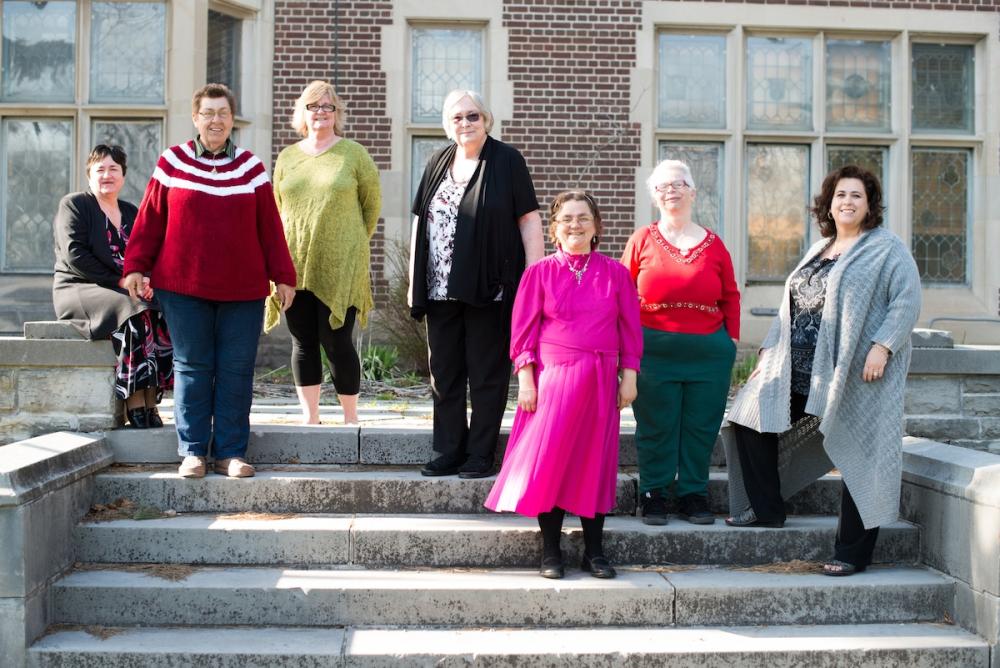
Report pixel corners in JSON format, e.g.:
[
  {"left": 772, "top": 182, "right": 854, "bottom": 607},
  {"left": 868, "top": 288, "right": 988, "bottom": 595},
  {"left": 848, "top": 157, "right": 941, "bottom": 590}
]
[
  {"left": 91, "top": 467, "right": 841, "bottom": 516},
  {"left": 103, "top": 422, "right": 727, "bottom": 467},
  {"left": 73, "top": 514, "right": 919, "bottom": 568},
  {"left": 29, "top": 623, "right": 989, "bottom": 667},
  {"left": 50, "top": 565, "right": 952, "bottom": 629}
]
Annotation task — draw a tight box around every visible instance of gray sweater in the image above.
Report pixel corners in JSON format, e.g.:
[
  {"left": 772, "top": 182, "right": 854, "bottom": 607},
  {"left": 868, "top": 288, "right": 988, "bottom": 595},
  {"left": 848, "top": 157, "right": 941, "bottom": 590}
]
[{"left": 723, "top": 227, "right": 922, "bottom": 529}]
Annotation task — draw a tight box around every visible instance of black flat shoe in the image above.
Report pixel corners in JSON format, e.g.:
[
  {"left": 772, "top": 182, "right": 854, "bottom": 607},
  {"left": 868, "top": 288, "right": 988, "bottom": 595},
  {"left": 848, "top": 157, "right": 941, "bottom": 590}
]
[
  {"left": 539, "top": 555, "right": 564, "bottom": 579},
  {"left": 126, "top": 407, "right": 149, "bottom": 429},
  {"left": 458, "top": 454, "right": 494, "bottom": 479},
  {"left": 724, "top": 508, "right": 784, "bottom": 528},
  {"left": 146, "top": 407, "right": 164, "bottom": 428},
  {"left": 823, "top": 559, "right": 866, "bottom": 577},
  {"left": 581, "top": 553, "right": 616, "bottom": 579},
  {"left": 420, "top": 454, "right": 462, "bottom": 477}
]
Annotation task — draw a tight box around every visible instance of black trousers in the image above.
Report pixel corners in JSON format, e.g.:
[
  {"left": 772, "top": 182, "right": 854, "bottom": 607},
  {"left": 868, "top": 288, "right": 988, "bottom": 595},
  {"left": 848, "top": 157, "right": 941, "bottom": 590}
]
[
  {"left": 733, "top": 393, "right": 880, "bottom": 567},
  {"left": 425, "top": 300, "right": 511, "bottom": 460},
  {"left": 284, "top": 290, "right": 360, "bottom": 394}
]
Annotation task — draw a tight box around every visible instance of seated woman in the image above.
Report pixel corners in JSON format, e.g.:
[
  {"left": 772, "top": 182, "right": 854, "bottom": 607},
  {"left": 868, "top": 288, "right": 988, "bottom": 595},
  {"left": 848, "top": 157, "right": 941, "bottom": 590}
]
[
  {"left": 485, "top": 190, "right": 642, "bottom": 579},
  {"left": 53, "top": 144, "right": 173, "bottom": 429}
]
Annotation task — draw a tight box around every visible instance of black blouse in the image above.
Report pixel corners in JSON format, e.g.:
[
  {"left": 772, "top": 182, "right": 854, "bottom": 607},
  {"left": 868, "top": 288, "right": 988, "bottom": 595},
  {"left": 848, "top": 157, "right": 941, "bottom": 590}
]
[{"left": 789, "top": 252, "right": 838, "bottom": 395}]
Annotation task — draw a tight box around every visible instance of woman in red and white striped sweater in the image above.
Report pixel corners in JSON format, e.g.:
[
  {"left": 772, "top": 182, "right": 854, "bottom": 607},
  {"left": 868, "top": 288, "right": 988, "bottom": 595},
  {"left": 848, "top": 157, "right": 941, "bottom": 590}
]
[{"left": 123, "top": 83, "right": 296, "bottom": 480}]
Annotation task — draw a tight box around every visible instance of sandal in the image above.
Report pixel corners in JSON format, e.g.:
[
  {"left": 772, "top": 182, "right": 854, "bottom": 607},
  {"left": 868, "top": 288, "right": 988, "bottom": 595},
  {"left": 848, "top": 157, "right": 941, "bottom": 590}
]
[{"left": 823, "top": 559, "right": 865, "bottom": 576}]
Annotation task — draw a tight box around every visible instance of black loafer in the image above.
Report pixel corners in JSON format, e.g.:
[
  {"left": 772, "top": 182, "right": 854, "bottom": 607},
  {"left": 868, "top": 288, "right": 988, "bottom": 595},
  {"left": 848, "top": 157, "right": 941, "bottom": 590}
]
[
  {"left": 724, "top": 508, "right": 784, "bottom": 528},
  {"left": 581, "top": 553, "right": 616, "bottom": 579},
  {"left": 458, "top": 454, "right": 494, "bottom": 479},
  {"left": 539, "top": 555, "right": 564, "bottom": 579},
  {"left": 420, "top": 454, "right": 462, "bottom": 477},
  {"left": 126, "top": 407, "right": 149, "bottom": 429},
  {"left": 146, "top": 407, "right": 164, "bottom": 428}
]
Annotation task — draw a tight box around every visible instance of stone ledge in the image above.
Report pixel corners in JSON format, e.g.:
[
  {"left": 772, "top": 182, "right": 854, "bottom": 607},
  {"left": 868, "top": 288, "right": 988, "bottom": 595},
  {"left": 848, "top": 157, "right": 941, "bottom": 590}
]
[
  {"left": 0, "top": 432, "right": 112, "bottom": 507},
  {"left": 911, "top": 328, "right": 954, "bottom": 348},
  {"left": 909, "top": 346, "right": 1000, "bottom": 375},
  {"left": 902, "top": 437, "right": 1000, "bottom": 507},
  {"left": 0, "top": 337, "right": 115, "bottom": 367},
  {"left": 22, "top": 322, "right": 83, "bottom": 341}
]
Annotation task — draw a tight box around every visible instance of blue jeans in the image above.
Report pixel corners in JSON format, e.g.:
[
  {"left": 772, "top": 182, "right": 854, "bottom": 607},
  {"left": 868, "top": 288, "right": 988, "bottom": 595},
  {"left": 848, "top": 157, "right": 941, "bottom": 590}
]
[{"left": 156, "top": 290, "right": 264, "bottom": 459}]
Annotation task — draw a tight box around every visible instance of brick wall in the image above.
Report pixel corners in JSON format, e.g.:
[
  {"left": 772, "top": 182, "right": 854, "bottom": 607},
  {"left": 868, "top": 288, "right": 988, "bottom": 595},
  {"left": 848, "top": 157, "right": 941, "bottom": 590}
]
[
  {"left": 503, "top": 1, "right": 643, "bottom": 257},
  {"left": 272, "top": 0, "right": 394, "bottom": 304}
]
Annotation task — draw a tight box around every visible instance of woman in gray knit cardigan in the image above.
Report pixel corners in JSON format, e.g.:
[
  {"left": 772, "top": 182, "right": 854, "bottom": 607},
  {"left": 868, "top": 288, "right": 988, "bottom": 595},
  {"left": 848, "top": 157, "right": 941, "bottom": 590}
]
[{"left": 722, "top": 165, "right": 921, "bottom": 577}]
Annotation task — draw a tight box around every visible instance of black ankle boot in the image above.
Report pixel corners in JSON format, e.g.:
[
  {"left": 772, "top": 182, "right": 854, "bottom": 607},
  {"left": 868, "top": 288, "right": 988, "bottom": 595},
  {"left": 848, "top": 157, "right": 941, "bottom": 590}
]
[
  {"left": 127, "top": 407, "right": 149, "bottom": 429},
  {"left": 146, "top": 407, "right": 163, "bottom": 428}
]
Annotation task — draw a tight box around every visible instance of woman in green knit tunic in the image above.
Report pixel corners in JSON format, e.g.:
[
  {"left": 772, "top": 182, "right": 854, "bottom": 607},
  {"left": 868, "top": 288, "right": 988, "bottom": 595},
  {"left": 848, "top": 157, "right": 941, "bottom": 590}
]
[{"left": 265, "top": 80, "right": 382, "bottom": 424}]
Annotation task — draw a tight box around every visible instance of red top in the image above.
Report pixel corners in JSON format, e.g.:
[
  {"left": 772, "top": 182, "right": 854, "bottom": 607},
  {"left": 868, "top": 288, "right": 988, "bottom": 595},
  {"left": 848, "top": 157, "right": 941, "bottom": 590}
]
[
  {"left": 621, "top": 224, "right": 740, "bottom": 339},
  {"left": 124, "top": 141, "right": 296, "bottom": 301}
]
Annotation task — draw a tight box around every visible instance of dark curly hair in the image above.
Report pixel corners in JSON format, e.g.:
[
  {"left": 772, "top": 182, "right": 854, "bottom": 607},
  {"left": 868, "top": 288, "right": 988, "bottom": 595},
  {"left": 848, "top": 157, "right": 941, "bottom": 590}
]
[
  {"left": 548, "top": 190, "right": 604, "bottom": 249},
  {"left": 811, "top": 164, "right": 884, "bottom": 238}
]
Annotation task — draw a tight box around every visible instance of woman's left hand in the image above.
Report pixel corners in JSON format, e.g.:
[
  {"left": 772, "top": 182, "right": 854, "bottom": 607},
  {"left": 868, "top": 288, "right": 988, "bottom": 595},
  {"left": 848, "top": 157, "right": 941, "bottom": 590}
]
[
  {"left": 618, "top": 369, "right": 638, "bottom": 410},
  {"left": 863, "top": 343, "right": 890, "bottom": 383},
  {"left": 275, "top": 283, "right": 296, "bottom": 312}
]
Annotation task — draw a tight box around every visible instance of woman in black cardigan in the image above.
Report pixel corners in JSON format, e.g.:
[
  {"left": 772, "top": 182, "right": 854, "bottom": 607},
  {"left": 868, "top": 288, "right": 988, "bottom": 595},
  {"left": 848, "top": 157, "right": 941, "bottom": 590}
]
[
  {"left": 53, "top": 144, "right": 173, "bottom": 429},
  {"left": 409, "top": 89, "right": 545, "bottom": 478}
]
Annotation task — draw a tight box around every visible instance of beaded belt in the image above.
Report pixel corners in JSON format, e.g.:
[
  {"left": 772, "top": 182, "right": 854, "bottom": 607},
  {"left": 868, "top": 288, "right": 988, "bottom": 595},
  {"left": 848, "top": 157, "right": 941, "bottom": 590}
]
[{"left": 641, "top": 301, "right": 720, "bottom": 313}]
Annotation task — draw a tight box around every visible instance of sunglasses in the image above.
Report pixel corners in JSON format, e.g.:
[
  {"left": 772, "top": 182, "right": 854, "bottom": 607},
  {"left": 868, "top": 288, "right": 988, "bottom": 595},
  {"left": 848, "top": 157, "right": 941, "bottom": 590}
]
[{"left": 451, "top": 112, "right": 481, "bottom": 125}]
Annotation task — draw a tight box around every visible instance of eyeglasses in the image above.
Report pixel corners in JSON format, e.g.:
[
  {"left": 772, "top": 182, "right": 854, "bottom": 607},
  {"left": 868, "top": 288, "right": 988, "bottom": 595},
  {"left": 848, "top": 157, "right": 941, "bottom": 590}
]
[
  {"left": 305, "top": 103, "right": 336, "bottom": 113},
  {"left": 556, "top": 215, "right": 594, "bottom": 225},
  {"left": 654, "top": 181, "right": 690, "bottom": 193},
  {"left": 198, "top": 110, "right": 232, "bottom": 120},
  {"left": 450, "top": 112, "right": 481, "bottom": 125}
]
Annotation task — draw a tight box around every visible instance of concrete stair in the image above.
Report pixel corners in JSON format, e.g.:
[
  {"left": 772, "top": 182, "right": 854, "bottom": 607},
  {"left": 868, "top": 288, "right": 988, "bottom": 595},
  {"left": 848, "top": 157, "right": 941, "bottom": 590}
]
[{"left": 28, "top": 410, "right": 992, "bottom": 666}]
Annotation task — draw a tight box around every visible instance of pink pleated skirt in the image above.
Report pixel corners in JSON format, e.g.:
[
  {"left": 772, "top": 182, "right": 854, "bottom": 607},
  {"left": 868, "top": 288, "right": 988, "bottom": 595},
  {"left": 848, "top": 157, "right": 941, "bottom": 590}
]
[{"left": 484, "top": 342, "right": 620, "bottom": 518}]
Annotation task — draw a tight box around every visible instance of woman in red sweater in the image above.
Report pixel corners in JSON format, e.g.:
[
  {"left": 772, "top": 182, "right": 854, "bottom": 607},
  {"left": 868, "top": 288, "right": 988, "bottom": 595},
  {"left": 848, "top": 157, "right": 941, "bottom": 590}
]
[
  {"left": 123, "top": 83, "right": 296, "bottom": 480},
  {"left": 622, "top": 159, "right": 740, "bottom": 525}
]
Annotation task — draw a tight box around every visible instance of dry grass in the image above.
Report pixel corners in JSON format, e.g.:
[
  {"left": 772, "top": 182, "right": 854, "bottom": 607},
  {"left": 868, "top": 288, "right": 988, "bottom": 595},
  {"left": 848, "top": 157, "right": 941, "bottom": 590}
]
[
  {"left": 39, "top": 624, "right": 125, "bottom": 641},
  {"left": 732, "top": 560, "right": 825, "bottom": 574},
  {"left": 83, "top": 498, "right": 169, "bottom": 522},
  {"left": 74, "top": 562, "right": 196, "bottom": 582}
]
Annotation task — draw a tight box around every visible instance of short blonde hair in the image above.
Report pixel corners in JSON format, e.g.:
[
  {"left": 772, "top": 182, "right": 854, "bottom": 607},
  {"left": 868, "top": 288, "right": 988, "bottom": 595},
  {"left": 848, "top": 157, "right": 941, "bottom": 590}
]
[
  {"left": 441, "top": 90, "right": 494, "bottom": 141},
  {"left": 291, "top": 80, "right": 346, "bottom": 137},
  {"left": 646, "top": 159, "right": 696, "bottom": 200}
]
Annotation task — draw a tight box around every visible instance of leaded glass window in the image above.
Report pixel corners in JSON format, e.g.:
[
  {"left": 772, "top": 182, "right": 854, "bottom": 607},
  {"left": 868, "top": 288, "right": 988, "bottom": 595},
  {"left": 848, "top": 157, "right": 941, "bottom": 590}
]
[
  {"left": 912, "top": 44, "right": 973, "bottom": 134},
  {"left": 658, "top": 34, "right": 726, "bottom": 129},
  {"left": 826, "top": 146, "right": 887, "bottom": 187},
  {"left": 92, "top": 120, "right": 163, "bottom": 207},
  {"left": 826, "top": 40, "right": 890, "bottom": 132},
  {"left": 911, "top": 148, "right": 968, "bottom": 284},
  {"left": 1, "top": 1, "right": 76, "bottom": 103},
  {"left": 2, "top": 119, "right": 73, "bottom": 272},
  {"left": 411, "top": 28, "right": 482, "bottom": 123},
  {"left": 746, "top": 144, "right": 809, "bottom": 281},
  {"left": 658, "top": 141, "right": 724, "bottom": 234},
  {"left": 207, "top": 10, "right": 242, "bottom": 108},
  {"left": 411, "top": 136, "right": 451, "bottom": 207},
  {"left": 747, "top": 37, "right": 812, "bottom": 131},
  {"left": 90, "top": 2, "right": 166, "bottom": 104}
]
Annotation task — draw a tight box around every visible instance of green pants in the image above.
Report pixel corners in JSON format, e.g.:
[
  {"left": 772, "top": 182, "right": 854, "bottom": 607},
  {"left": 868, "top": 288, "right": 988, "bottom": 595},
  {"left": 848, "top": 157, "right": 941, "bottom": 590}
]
[{"left": 633, "top": 326, "right": 736, "bottom": 497}]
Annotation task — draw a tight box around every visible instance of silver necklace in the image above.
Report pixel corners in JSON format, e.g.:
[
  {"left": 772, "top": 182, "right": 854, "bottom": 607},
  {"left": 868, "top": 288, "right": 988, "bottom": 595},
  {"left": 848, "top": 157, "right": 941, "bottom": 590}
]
[{"left": 566, "top": 252, "right": 592, "bottom": 285}]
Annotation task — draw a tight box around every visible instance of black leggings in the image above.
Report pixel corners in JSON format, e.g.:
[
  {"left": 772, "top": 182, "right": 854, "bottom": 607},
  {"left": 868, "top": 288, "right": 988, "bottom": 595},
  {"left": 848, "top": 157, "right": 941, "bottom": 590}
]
[{"left": 284, "top": 290, "right": 360, "bottom": 394}]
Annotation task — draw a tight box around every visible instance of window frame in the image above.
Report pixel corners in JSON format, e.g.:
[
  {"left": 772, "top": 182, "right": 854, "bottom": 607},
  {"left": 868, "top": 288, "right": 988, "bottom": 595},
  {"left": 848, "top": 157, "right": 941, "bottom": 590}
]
[
  {"left": 0, "top": 0, "right": 169, "bottom": 274},
  {"left": 654, "top": 23, "right": 984, "bottom": 288}
]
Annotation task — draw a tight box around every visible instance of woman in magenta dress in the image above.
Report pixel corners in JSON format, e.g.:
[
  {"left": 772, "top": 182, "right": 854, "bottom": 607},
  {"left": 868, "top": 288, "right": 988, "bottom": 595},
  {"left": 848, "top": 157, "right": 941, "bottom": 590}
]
[{"left": 485, "top": 190, "right": 642, "bottom": 580}]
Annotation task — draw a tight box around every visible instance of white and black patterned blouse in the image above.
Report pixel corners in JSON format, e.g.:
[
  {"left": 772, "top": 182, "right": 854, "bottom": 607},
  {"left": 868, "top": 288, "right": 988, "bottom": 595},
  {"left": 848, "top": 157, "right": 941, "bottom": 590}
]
[
  {"left": 789, "top": 252, "right": 838, "bottom": 395},
  {"left": 425, "top": 171, "right": 466, "bottom": 300}
]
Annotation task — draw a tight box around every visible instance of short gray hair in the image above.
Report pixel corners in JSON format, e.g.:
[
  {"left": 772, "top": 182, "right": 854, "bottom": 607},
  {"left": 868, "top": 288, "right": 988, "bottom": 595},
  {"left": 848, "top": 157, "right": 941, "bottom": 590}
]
[
  {"left": 441, "top": 90, "right": 494, "bottom": 141},
  {"left": 646, "top": 159, "right": 696, "bottom": 199}
]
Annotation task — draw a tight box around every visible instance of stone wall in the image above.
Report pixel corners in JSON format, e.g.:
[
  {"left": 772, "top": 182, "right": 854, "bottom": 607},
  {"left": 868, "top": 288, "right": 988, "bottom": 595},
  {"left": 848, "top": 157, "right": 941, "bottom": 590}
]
[
  {"left": 0, "top": 323, "right": 121, "bottom": 446},
  {"left": 904, "top": 333, "right": 1000, "bottom": 455}
]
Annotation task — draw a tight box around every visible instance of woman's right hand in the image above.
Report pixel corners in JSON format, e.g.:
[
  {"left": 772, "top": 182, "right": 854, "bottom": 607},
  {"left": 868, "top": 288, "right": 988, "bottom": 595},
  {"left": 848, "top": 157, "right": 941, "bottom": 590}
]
[
  {"left": 120, "top": 272, "right": 144, "bottom": 301},
  {"left": 516, "top": 365, "right": 537, "bottom": 412}
]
